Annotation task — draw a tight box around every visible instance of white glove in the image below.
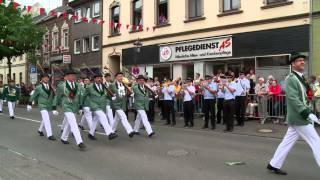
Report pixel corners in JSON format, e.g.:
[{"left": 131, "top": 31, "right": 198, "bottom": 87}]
[
  {"left": 52, "top": 110, "right": 59, "bottom": 116},
  {"left": 130, "top": 93, "right": 134, "bottom": 97},
  {"left": 27, "top": 105, "right": 32, "bottom": 112},
  {"left": 3, "top": 100, "right": 6, "bottom": 103},
  {"left": 79, "top": 110, "right": 83, "bottom": 115},
  {"left": 308, "top": 113, "right": 320, "bottom": 125},
  {"left": 111, "top": 96, "right": 116, "bottom": 101}
]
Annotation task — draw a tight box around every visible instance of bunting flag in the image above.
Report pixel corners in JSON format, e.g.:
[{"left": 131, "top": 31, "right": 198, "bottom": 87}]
[
  {"left": 72, "top": 15, "right": 78, "bottom": 21},
  {"left": 50, "top": 10, "right": 56, "bottom": 16},
  {"left": 12, "top": 2, "right": 19, "bottom": 10},
  {"left": 40, "top": 8, "right": 45, "bottom": 15},
  {"left": 91, "top": 18, "right": 97, "bottom": 24},
  {"left": 114, "top": 23, "right": 117, "bottom": 29},
  {"left": 82, "top": 17, "right": 88, "bottom": 22},
  {"left": 68, "top": 14, "right": 73, "bottom": 20},
  {"left": 0, "top": 0, "right": 6, "bottom": 4},
  {"left": 27, "top": 5, "right": 32, "bottom": 12},
  {"left": 126, "top": 24, "right": 130, "bottom": 29},
  {"left": 132, "top": 25, "right": 136, "bottom": 31},
  {"left": 63, "top": 11, "right": 68, "bottom": 19},
  {"left": 57, "top": 12, "right": 62, "bottom": 18},
  {"left": 146, "top": 27, "right": 149, "bottom": 32},
  {"left": 139, "top": 25, "right": 143, "bottom": 31},
  {"left": 118, "top": 23, "right": 122, "bottom": 29},
  {"left": 99, "top": 20, "right": 105, "bottom": 26}
]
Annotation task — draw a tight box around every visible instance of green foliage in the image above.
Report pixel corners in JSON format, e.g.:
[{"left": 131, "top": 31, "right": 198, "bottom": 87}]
[{"left": 0, "top": 2, "right": 45, "bottom": 61}]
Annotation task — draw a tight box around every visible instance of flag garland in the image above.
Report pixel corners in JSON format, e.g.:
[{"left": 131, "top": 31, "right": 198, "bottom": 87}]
[{"left": 1, "top": 0, "right": 158, "bottom": 33}]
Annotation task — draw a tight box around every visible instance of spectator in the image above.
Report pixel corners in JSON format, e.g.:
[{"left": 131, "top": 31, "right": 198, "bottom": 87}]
[
  {"left": 268, "top": 80, "right": 282, "bottom": 123},
  {"left": 255, "top": 77, "right": 269, "bottom": 123},
  {"left": 314, "top": 76, "right": 320, "bottom": 117},
  {"left": 159, "top": 13, "right": 167, "bottom": 25},
  {"left": 266, "top": 75, "right": 275, "bottom": 86},
  {"left": 249, "top": 69, "right": 256, "bottom": 84}
]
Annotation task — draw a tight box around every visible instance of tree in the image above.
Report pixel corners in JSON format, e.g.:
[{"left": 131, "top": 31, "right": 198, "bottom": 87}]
[{"left": 0, "top": 2, "right": 45, "bottom": 81}]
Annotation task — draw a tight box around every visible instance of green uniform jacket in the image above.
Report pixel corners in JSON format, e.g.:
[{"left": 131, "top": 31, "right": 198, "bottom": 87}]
[
  {"left": 28, "top": 84, "right": 55, "bottom": 111},
  {"left": 81, "top": 84, "right": 91, "bottom": 108},
  {"left": 3, "top": 85, "right": 20, "bottom": 102},
  {"left": 52, "top": 81, "right": 82, "bottom": 113},
  {"left": 285, "top": 72, "right": 312, "bottom": 126},
  {"left": 133, "top": 84, "right": 150, "bottom": 111},
  {"left": 85, "top": 83, "right": 109, "bottom": 112},
  {"left": 110, "top": 82, "right": 127, "bottom": 111}
]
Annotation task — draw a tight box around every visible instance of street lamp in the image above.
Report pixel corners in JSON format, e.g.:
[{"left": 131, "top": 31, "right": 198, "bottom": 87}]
[{"left": 133, "top": 38, "right": 143, "bottom": 53}]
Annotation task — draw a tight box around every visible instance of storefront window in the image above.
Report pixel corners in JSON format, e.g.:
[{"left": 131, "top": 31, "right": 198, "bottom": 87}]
[
  {"left": 257, "top": 55, "right": 289, "bottom": 67},
  {"left": 132, "top": 0, "right": 143, "bottom": 27},
  {"left": 157, "top": 0, "right": 168, "bottom": 25}
]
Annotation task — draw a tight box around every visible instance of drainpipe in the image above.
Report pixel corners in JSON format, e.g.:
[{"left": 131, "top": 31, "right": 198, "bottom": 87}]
[{"left": 309, "top": 0, "right": 313, "bottom": 75}]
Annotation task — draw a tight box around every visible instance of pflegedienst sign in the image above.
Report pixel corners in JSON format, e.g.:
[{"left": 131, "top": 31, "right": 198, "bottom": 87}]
[{"left": 159, "top": 36, "right": 232, "bottom": 62}]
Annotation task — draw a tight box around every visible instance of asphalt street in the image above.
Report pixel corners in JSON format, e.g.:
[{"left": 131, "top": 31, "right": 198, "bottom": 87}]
[{"left": 0, "top": 106, "right": 319, "bottom": 180}]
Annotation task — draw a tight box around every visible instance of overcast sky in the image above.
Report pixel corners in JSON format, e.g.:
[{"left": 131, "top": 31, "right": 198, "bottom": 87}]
[{"left": 15, "top": 0, "right": 62, "bottom": 10}]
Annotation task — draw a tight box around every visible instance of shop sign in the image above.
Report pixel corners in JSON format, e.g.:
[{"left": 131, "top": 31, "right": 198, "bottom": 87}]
[
  {"left": 63, "top": 55, "right": 71, "bottom": 64},
  {"left": 160, "top": 36, "right": 232, "bottom": 62}
]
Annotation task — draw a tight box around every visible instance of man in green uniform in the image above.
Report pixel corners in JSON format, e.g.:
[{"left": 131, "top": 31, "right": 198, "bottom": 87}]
[
  {"left": 104, "top": 73, "right": 114, "bottom": 126},
  {"left": 110, "top": 72, "right": 134, "bottom": 137},
  {"left": 3, "top": 79, "right": 20, "bottom": 119},
  {"left": 78, "top": 76, "right": 93, "bottom": 130},
  {"left": 267, "top": 52, "right": 320, "bottom": 175},
  {"left": 85, "top": 73, "right": 118, "bottom": 140},
  {"left": 27, "top": 73, "right": 56, "bottom": 140},
  {"left": 52, "top": 69, "right": 86, "bottom": 151},
  {"left": 132, "top": 75, "right": 154, "bottom": 137}
]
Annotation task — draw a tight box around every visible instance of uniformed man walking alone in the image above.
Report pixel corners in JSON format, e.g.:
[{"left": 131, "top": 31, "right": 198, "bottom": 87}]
[{"left": 267, "top": 53, "right": 320, "bottom": 175}]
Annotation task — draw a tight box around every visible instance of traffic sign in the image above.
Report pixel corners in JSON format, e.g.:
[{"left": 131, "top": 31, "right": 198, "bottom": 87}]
[
  {"left": 29, "top": 66, "right": 37, "bottom": 74},
  {"left": 30, "top": 73, "right": 37, "bottom": 85}
]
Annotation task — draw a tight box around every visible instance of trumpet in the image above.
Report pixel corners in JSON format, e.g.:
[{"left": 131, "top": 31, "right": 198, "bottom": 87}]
[
  {"left": 145, "top": 83, "right": 157, "bottom": 97},
  {"left": 104, "top": 84, "right": 115, "bottom": 97}
]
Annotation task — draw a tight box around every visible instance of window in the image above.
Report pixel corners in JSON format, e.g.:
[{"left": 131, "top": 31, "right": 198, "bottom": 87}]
[
  {"left": 19, "top": 72, "right": 22, "bottom": 83},
  {"left": 132, "top": 0, "right": 143, "bottom": 27},
  {"left": 52, "top": 31, "right": 59, "bottom": 52},
  {"left": 74, "top": 39, "right": 81, "bottom": 54},
  {"left": 188, "top": 0, "right": 202, "bottom": 19},
  {"left": 157, "top": 0, "right": 168, "bottom": 25},
  {"left": 62, "top": 29, "right": 69, "bottom": 50},
  {"left": 266, "top": 0, "right": 287, "bottom": 5},
  {"left": 93, "top": 1, "right": 100, "bottom": 17},
  {"left": 92, "top": 35, "right": 100, "bottom": 51},
  {"left": 83, "top": 37, "right": 90, "bottom": 53},
  {"left": 222, "top": 0, "right": 240, "bottom": 12},
  {"left": 44, "top": 34, "right": 49, "bottom": 53},
  {"left": 111, "top": 6, "right": 120, "bottom": 35},
  {"left": 0, "top": 74, "right": 3, "bottom": 81},
  {"left": 75, "top": 8, "right": 81, "bottom": 23},
  {"left": 83, "top": 7, "right": 91, "bottom": 18}
]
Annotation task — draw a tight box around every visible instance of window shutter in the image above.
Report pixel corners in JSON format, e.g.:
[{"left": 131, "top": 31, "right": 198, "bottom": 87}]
[
  {"left": 219, "top": 0, "right": 223, "bottom": 13},
  {"left": 185, "top": 0, "right": 189, "bottom": 19},
  {"left": 201, "top": 0, "right": 204, "bottom": 16},
  {"left": 263, "top": 0, "right": 267, "bottom": 5}
]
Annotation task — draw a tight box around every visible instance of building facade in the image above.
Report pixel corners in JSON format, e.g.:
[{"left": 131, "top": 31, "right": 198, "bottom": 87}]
[
  {"left": 311, "top": 0, "right": 320, "bottom": 75},
  {"left": 34, "top": 3, "right": 73, "bottom": 84},
  {"left": 68, "top": 0, "right": 102, "bottom": 76},
  {"left": 0, "top": 55, "right": 27, "bottom": 84},
  {"left": 102, "top": 0, "right": 312, "bottom": 81}
]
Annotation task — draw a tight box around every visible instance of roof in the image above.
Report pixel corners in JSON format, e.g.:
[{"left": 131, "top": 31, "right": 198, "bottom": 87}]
[
  {"left": 33, "top": 5, "right": 73, "bottom": 24},
  {"left": 68, "top": 0, "right": 93, "bottom": 7}
]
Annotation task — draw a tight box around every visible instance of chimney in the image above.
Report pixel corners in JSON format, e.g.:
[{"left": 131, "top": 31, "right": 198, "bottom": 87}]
[{"left": 62, "top": 0, "right": 68, "bottom": 6}]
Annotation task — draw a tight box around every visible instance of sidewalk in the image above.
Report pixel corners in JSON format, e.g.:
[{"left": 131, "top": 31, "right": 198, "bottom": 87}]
[{"left": 138, "top": 112, "right": 320, "bottom": 139}]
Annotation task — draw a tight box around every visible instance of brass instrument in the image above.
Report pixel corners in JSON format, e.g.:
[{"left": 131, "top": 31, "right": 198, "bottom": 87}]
[
  {"left": 104, "top": 66, "right": 133, "bottom": 95},
  {"left": 145, "top": 83, "right": 157, "bottom": 97}
]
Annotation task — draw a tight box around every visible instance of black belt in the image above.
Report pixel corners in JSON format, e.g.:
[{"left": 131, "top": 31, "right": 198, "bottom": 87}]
[{"left": 224, "top": 99, "right": 235, "bottom": 102}]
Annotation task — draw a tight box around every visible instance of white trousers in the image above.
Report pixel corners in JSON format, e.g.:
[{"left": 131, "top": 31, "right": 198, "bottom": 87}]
[
  {"left": 106, "top": 105, "right": 114, "bottom": 127},
  {"left": 270, "top": 124, "right": 320, "bottom": 168},
  {"left": 134, "top": 110, "right": 153, "bottom": 135},
  {"left": 112, "top": 110, "right": 133, "bottom": 134},
  {"left": 79, "top": 107, "right": 93, "bottom": 129},
  {"left": 38, "top": 110, "right": 53, "bottom": 137},
  {"left": 90, "top": 110, "right": 114, "bottom": 136},
  {"left": 8, "top": 101, "right": 15, "bottom": 117},
  {"left": 61, "top": 116, "right": 67, "bottom": 130},
  {"left": 61, "top": 112, "right": 83, "bottom": 145},
  {"left": 0, "top": 99, "right": 3, "bottom": 112}
]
